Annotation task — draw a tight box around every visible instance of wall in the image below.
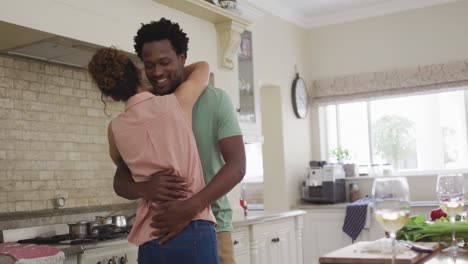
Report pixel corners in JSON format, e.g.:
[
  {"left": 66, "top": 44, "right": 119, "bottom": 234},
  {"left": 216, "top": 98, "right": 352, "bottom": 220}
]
[
  {"left": 249, "top": 14, "right": 312, "bottom": 210},
  {"left": 0, "top": 55, "right": 128, "bottom": 212},
  {"left": 307, "top": 0, "right": 468, "bottom": 80}
]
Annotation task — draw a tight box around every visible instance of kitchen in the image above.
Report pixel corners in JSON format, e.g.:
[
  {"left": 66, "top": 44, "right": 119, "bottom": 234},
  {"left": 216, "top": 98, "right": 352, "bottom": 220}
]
[{"left": 1, "top": 0, "right": 468, "bottom": 263}]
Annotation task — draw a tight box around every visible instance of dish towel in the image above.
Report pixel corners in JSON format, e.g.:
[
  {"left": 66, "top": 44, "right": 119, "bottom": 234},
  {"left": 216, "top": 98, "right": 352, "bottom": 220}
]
[
  {"left": 0, "top": 242, "right": 65, "bottom": 264},
  {"left": 342, "top": 195, "right": 373, "bottom": 242}
]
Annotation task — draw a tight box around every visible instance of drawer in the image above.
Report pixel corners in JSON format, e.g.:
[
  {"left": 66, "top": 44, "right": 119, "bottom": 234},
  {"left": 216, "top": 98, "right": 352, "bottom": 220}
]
[{"left": 232, "top": 229, "right": 249, "bottom": 254}]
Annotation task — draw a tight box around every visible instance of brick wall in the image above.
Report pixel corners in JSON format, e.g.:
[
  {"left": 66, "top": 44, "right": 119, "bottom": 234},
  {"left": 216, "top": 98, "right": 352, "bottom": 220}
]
[{"left": 0, "top": 55, "right": 130, "bottom": 213}]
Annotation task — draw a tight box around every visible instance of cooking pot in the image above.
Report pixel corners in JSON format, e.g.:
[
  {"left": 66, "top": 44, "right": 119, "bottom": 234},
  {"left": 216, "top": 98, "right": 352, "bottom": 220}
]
[
  {"left": 67, "top": 221, "right": 90, "bottom": 239},
  {"left": 95, "top": 215, "right": 113, "bottom": 225},
  {"left": 111, "top": 214, "right": 136, "bottom": 228}
]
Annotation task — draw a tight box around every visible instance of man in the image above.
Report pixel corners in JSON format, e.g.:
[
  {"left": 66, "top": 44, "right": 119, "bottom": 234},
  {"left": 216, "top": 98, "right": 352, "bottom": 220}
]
[{"left": 113, "top": 18, "right": 246, "bottom": 264}]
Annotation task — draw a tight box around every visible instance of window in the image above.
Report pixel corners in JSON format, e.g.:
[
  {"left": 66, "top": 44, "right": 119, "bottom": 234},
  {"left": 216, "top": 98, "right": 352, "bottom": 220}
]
[
  {"left": 319, "top": 88, "right": 468, "bottom": 174},
  {"left": 241, "top": 143, "right": 264, "bottom": 207}
]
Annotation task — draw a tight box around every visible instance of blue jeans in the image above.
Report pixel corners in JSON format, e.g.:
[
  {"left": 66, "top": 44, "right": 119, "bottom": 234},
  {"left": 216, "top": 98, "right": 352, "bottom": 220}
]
[{"left": 138, "top": 220, "right": 219, "bottom": 264}]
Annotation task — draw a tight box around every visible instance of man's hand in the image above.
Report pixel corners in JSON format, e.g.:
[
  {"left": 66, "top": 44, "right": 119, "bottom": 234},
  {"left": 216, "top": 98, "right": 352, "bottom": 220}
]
[
  {"left": 142, "top": 169, "right": 188, "bottom": 202},
  {"left": 150, "top": 199, "right": 200, "bottom": 244}
]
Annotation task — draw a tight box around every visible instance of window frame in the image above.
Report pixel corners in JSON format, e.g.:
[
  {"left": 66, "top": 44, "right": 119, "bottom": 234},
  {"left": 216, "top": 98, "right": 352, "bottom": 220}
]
[{"left": 319, "top": 89, "right": 468, "bottom": 176}]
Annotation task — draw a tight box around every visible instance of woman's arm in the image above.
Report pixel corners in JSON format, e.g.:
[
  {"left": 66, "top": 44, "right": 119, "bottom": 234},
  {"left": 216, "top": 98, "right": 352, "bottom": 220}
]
[
  {"left": 107, "top": 122, "right": 122, "bottom": 166},
  {"left": 174, "top": 61, "right": 209, "bottom": 122}
]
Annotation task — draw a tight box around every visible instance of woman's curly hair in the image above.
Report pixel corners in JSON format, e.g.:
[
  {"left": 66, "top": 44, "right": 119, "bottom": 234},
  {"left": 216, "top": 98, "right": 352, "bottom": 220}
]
[
  {"left": 88, "top": 47, "right": 140, "bottom": 102},
  {"left": 134, "top": 18, "right": 189, "bottom": 60}
]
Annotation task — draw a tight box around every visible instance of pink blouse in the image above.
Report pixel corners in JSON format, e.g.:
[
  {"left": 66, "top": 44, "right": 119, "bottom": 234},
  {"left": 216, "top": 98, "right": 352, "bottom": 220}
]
[{"left": 111, "top": 92, "right": 216, "bottom": 246}]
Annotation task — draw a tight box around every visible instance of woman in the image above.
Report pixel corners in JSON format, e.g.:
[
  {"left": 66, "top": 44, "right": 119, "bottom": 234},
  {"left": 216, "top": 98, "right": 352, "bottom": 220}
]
[{"left": 88, "top": 47, "right": 218, "bottom": 264}]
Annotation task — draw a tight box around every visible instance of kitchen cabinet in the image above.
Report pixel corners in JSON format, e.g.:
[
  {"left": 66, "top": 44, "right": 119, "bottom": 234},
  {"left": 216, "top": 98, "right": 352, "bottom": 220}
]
[
  {"left": 303, "top": 208, "right": 369, "bottom": 264},
  {"left": 249, "top": 218, "right": 297, "bottom": 264},
  {"left": 233, "top": 226, "right": 250, "bottom": 263},
  {"left": 232, "top": 210, "right": 305, "bottom": 264},
  {"left": 237, "top": 30, "right": 262, "bottom": 142}
]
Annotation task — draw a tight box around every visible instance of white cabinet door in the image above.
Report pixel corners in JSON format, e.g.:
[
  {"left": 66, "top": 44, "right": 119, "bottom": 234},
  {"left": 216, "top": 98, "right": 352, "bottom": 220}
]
[
  {"left": 303, "top": 209, "right": 369, "bottom": 264},
  {"left": 235, "top": 253, "right": 250, "bottom": 264},
  {"left": 250, "top": 218, "right": 297, "bottom": 264},
  {"left": 233, "top": 227, "right": 250, "bottom": 264}
]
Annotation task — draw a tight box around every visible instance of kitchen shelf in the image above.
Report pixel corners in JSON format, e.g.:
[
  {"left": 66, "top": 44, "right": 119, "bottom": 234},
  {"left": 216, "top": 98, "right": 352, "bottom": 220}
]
[{"left": 154, "top": 0, "right": 251, "bottom": 26}]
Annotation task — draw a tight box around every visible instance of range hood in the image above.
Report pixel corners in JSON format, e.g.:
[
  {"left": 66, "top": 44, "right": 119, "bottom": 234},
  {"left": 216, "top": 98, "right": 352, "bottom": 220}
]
[{"left": 0, "top": 21, "right": 138, "bottom": 69}]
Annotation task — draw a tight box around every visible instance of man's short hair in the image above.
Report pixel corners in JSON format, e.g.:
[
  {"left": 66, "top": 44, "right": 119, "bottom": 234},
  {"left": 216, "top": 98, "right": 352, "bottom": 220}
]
[{"left": 134, "top": 18, "right": 189, "bottom": 60}]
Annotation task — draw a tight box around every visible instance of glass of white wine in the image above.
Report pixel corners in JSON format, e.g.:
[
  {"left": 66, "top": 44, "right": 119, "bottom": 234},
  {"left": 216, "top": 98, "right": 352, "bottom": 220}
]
[
  {"left": 437, "top": 173, "right": 466, "bottom": 254},
  {"left": 372, "top": 177, "right": 410, "bottom": 264}
]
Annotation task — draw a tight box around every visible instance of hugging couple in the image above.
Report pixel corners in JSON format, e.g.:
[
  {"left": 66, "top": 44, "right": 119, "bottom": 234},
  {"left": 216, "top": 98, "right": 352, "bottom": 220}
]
[{"left": 88, "top": 18, "right": 246, "bottom": 263}]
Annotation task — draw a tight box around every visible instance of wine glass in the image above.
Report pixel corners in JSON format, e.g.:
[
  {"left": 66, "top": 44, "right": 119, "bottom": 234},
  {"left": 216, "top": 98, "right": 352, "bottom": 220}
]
[
  {"left": 436, "top": 173, "right": 466, "bottom": 254},
  {"left": 372, "top": 177, "right": 410, "bottom": 264}
]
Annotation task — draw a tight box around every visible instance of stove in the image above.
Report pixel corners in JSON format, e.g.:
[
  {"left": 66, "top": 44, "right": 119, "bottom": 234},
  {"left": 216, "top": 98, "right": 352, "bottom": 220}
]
[
  {"left": 17, "top": 227, "right": 129, "bottom": 245},
  {"left": 1, "top": 224, "right": 138, "bottom": 264}
]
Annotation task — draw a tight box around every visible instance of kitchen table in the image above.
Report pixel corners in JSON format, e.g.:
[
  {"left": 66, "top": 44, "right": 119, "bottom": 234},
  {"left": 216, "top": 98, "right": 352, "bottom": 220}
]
[{"left": 319, "top": 241, "right": 468, "bottom": 263}]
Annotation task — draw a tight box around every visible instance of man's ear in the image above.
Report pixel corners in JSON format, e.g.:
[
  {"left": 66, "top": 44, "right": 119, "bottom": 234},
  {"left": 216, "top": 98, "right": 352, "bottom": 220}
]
[{"left": 178, "top": 54, "right": 186, "bottom": 66}]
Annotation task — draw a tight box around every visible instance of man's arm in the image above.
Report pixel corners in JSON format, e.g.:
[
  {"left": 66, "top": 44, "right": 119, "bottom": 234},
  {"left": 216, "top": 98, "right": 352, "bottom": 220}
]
[
  {"left": 188, "top": 135, "right": 245, "bottom": 210},
  {"left": 151, "top": 135, "right": 245, "bottom": 243},
  {"left": 113, "top": 163, "right": 187, "bottom": 201}
]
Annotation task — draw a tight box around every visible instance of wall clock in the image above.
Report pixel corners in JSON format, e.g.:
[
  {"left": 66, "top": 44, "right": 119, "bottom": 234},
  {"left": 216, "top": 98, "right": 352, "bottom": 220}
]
[{"left": 292, "top": 73, "right": 309, "bottom": 119}]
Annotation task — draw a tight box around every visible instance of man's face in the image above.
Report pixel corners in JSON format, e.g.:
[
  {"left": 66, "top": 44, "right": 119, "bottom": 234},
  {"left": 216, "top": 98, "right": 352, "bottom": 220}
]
[{"left": 141, "top": 40, "right": 185, "bottom": 95}]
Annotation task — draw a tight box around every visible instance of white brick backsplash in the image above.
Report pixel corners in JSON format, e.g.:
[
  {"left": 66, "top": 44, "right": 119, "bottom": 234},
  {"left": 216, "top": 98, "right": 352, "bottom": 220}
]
[
  {"left": 31, "top": 200, "right": 49, "bottom": 210},
  {"left": 22, "top": 90, "right": 37, "bottom": 100},
  {"left": 15, "top": 181, "right": 31, "bottom": 191},
  {"left": 23, "top": 171, "right": 39, "bottom": 180},
  {"left": 0, "top": 98, "right": 13, "bottom": 108},
  {"left": 13, "top": 60, "right": 29, "bottom": 70},
  {"left": 45, "top": 65, "right": 59, "bottom": 75},
  {"left": 5, "top": 89, "right": 22, "bottom": 99},
  {"left": 60, "top": 87, "right": 73, "bottom": 96},
  {"left": 0, "top": 55, "right": 122, "bottom": 213},
  {"left": 39, "top": 171, "right": 54, "bottom": 180},
  {"left": 0, "top": 57, "right": 13, "bottom": 67},
  {"left": 29, "top": 62, "right": 45, "bottom": 73},
  {"left": 31, "top": 181, "right": 47, "bottom": 190},
  {"left": 15, "top": 201, "right": 31, "bottom": 211},
  {"left": 0, "top": 192, "right": 7, "bottom": 203},
  {"left": 79, "top": 80, "right": 92, "bottom": 90},
  {"left": 65, "top": 78, "right": 80, "bottom": 88},
  {"left": 14, "top": 80, "right": 28, "bottom": 90},
  {"left": 0, "top": 77, "right": 14, "bottom": 88},
  {"left": 60, "top": 68, "right": 73, "bottom": 78}
]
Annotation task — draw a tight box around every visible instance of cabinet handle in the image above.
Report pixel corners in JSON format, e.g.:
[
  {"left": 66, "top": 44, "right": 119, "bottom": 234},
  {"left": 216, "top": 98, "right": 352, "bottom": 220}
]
[
  {"left": 277, "top": 237, "right": 280, "bottom": 242},
  {"left": 271, "top": 237, "right": 280, "bottom": 243},
  {"left": 236, "top": 107, "right": 241, "bottom": 113},
  {"left": 233, "top": 240, "right": 239, "bottom": 245}
]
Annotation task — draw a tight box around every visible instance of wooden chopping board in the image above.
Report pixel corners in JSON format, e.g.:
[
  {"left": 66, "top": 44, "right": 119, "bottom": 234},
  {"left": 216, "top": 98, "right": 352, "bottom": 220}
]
[{"left": 319, "top": 241, "right": 440, "bottom": 264}]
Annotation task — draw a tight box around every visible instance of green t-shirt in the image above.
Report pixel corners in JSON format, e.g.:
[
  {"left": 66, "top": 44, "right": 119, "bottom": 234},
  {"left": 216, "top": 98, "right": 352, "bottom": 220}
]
[{"left": 192, "top": 86, "right": 242, "bottom": 232}]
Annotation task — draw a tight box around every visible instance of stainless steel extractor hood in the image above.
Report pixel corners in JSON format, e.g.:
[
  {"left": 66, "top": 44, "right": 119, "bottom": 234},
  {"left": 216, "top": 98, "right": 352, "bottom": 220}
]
[{"left": 0, "top": 21, "right": 139, "bottom": 69}]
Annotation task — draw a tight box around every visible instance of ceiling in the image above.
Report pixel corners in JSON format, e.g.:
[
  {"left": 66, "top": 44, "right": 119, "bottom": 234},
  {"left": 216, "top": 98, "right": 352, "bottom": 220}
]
[{"left": 244, "top": 0, "right": 463, "bottom": 28}]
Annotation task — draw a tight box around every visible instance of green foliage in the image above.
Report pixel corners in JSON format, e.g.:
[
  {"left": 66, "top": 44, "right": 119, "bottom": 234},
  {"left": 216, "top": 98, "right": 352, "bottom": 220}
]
[
  {"left": 330, "top": 147, "right": 351, "bottom": 164},
  {"left": 373, "top": 115, "right": 416, "bottom": 168},
  {"left": 397, "top": 215, "right": 468, "bottom": 242}
]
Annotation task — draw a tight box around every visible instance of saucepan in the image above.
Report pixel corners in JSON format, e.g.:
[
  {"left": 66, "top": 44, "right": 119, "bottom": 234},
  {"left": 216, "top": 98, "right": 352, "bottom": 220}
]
[
  {"left": 95, "top": 213, "right": 136, "bottom": 228},
  {"left": 67, "top": 221, "right": 94, "bottom": 239},
  {"left": 67, "top": 221, "right": 115, "bottom": 239}
]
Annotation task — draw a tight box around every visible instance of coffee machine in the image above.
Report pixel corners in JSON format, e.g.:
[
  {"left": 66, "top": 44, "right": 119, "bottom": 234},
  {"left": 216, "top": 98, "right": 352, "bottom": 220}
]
[{"left": 301, "top": 161, "right": 346, "bottom": 204}]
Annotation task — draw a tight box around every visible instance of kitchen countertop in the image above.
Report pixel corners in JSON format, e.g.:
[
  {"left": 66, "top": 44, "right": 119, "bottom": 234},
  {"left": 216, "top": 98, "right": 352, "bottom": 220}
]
[
  {"left": 232, "top": 209, "right": 306, "bottom": 228},
  {"left": 56, "top": 209, "right": 306, "bottom": 257},
  {"left": 296, "top": 201, "right": 447, "bottom": 210}
]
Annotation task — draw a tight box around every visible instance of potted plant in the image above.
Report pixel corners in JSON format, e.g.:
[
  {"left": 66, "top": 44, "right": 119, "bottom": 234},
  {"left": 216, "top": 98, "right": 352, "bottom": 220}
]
[{"left": 330, "top": 147, "right": 356, "bottom": 177}]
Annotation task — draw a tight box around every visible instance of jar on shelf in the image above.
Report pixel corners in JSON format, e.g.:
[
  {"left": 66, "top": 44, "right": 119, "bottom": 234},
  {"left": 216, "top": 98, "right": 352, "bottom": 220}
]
[{"left": 349, "top": 183, "right": 361, "bottom": 202}]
